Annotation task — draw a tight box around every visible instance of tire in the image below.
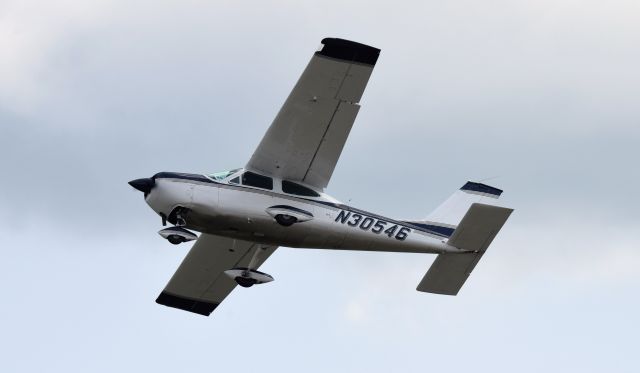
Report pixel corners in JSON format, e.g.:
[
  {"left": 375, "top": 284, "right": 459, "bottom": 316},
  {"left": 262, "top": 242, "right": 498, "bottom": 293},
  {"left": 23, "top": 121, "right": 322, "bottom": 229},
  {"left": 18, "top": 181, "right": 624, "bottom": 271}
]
[
  {"left": 235, "top": 277, "right": 257, "bottom": 288},
  {"left": 168, "top": 235, "right": 184, "bottom": 245},
  {"left": 275, "top": 214, "right": 297, "bottom": 227}
]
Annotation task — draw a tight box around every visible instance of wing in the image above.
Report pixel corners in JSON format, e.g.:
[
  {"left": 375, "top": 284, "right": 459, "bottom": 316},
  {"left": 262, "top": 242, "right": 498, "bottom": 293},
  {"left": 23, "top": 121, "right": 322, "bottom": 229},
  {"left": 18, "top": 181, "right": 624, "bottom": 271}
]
[
  {"left": 156, "top": 233, "right": 277, "bottom": 316},
  {"left": 246, "top": 38, "right": 380, "bottom": 190}
]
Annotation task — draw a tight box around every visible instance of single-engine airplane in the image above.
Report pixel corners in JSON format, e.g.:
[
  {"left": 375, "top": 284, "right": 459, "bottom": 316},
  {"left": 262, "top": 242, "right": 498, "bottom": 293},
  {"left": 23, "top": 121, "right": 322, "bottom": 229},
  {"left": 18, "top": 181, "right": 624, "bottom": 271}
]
[{"left": 129, "top": 38, "right": 513, "bottom": 316}]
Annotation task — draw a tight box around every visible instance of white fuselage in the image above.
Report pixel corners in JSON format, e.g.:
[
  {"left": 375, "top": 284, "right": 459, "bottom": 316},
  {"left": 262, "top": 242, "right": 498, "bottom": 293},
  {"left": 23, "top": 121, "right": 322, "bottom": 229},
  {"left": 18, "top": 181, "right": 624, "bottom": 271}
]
[{"left": 144, "top": 172, "right": 461, "bottom": 254}]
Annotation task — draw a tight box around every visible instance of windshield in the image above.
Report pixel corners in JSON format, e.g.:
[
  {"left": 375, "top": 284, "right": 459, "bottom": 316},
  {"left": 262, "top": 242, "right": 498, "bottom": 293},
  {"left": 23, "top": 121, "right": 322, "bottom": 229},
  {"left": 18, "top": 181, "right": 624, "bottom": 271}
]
[{"left": 209, "top": 168, "right": 241, "bottom": 181}]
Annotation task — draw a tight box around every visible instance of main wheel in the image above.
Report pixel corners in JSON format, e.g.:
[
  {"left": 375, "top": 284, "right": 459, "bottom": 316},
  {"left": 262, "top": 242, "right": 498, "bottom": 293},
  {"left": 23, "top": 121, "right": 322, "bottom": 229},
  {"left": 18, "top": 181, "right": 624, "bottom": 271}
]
[
  {"left": 275, "top": 214, "right": 297, "bottom": 227},
  {"left": 167, "top": 235, "right": 184, "bottom": 245},
  {"left": 235, "top": 277, "right": 257, "bottom": 288}
]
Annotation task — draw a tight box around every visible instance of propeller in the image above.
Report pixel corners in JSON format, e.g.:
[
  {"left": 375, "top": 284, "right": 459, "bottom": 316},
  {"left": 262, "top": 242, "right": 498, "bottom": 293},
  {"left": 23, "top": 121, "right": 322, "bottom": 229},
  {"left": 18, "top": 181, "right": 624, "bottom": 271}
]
[{"left": 128, "top": 178, "right": 155, "bottom": 195}]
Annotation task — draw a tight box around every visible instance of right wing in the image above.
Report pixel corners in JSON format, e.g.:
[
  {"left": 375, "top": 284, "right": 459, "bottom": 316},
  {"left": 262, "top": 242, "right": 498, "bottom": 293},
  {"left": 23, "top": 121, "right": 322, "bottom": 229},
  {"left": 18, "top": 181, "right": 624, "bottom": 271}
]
[
  {"left": 246, "top": 38, "right": 380, "bottom": 190},
  {"left": 156, "top": 233, "right": 277, "bottom": 316}
]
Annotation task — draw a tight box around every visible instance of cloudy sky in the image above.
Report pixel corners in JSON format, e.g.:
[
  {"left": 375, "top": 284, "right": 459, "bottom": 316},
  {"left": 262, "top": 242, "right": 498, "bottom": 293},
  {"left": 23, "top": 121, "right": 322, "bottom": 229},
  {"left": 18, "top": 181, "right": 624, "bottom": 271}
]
[{"left": 1, "top": 0, "right": 639, "bottom": 371}]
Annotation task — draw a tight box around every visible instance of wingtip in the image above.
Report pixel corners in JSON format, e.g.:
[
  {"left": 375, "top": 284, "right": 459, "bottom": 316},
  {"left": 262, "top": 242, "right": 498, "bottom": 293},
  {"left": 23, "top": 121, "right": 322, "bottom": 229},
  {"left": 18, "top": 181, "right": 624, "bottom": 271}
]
[
  {"left": 317, "top": 37, "right": 380, "bottom": 65},
  {"left": 156, "top": 291, "right": 218, "bottom": 316}
]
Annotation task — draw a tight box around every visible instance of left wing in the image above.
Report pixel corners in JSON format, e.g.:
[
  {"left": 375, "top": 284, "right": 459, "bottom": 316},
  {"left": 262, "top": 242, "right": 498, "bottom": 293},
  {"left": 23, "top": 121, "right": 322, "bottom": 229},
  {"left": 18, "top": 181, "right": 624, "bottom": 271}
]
[
  {"left": 246, "top": 38, "right": 380, "bottom": 190},
  {"left": 156, "top": 233, "right": 277, "bottom": 316}
]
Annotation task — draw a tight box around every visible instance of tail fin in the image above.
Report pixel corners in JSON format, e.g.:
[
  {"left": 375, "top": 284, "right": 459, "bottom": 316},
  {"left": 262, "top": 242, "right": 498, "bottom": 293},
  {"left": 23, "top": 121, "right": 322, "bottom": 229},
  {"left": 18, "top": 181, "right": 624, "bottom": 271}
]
[
  {"left": 402, "top": 181, "right": 504, "bottom": 239},
  {"left": 426, "top": 181, "right": 503, "bottom": 227},
  {"left": 417, "top": 203, "right": 513, "bottom": 295}
]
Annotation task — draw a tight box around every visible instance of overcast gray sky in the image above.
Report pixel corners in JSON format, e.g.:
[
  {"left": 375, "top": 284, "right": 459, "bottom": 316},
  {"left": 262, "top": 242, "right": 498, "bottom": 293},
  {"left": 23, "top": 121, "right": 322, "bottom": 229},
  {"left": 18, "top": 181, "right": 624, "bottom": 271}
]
[{"left": 1, "top": 1, "right": 639, "bottom": 372}]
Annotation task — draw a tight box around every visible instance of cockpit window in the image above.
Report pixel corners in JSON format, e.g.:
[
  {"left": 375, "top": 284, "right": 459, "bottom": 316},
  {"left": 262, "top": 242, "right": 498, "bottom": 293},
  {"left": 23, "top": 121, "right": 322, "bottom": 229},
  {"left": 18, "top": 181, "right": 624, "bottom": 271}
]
[
  {"left": 282, "top": 180, "right": 320, "bottom": 197},
  {"left": 242, "top": 171, "right": 273, "bottom": 190},
  {"left": 209, "top": 168, "right": 241, "bottom": 181}
]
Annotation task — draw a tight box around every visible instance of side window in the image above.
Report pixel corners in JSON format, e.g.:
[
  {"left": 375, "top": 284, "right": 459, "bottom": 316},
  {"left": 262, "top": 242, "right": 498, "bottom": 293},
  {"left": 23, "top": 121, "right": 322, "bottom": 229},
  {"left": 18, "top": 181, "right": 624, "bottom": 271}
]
[
  {"left": 282, "top": 180, "right": 320, "bottom": 197},
  {"left": 229, "top": 177, "right": 240, "bottom": 184},
  {"left": 242, "top": 171, "right": 273, "bottom": 190}
]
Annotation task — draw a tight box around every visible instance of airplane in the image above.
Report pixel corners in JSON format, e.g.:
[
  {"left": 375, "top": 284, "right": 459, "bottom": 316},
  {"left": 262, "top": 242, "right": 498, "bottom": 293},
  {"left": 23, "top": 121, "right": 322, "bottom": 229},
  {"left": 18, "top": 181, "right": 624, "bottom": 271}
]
[{"left": 129, "top": 38, "right": 513, "bottom": 316}]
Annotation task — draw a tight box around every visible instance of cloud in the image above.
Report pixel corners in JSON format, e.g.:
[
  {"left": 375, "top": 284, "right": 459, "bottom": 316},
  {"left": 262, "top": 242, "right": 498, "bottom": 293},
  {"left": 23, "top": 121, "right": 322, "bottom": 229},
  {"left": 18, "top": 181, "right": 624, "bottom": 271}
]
[
  {"left": 1, "top": 1, "right": 639, "bottom": 372},
  {"left": 344, "top": 299, "right": 367, "bottom": 322},
  {"left": 490, "top": 213, "right": 640, "bottom": 290},
  {"left": 0, "top": 0, "right": 111, "bottom": 117}
]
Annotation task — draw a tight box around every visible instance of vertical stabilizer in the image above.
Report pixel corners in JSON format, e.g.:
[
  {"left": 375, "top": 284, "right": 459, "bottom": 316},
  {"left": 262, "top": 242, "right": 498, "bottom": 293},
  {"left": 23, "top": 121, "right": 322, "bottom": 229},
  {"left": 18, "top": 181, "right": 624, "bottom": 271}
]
[{"left": 423, "top": 182, "right": 503, "bottom": 229}]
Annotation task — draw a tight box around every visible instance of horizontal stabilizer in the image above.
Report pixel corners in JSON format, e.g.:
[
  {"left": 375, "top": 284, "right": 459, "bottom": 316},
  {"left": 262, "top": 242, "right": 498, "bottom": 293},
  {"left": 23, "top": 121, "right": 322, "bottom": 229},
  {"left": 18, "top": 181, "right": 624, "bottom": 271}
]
[
  {"left": 417, "top": 203, "right": 513, "bottom": 295},
  {"left": 416, "top": 252, "right": 482, "bottom": 295},
  {"left": 447, "top": 203, "right": 513, "bottom": 252}
]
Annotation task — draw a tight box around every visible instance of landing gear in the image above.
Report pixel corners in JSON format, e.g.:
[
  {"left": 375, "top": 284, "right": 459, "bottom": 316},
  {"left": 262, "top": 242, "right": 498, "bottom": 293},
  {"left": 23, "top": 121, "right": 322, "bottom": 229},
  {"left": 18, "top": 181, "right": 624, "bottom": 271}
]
[
  {"left": 275, "top": 214, "right": 297, "bottom": 227},
  {"left": 265, "top": 205, "right": 313, "bottom": 226},
  {"left": 235, "top": 276, "right": 258, "bottom": 288},
  {"left": 224, "top": 244, "right": 274, "bottom": 287},
  {"left": 160, "top": 213, "right": 167, "bottom": 226},
  {"left": 159, "top": 226, "right": 197, "bottom": 244},
  {"left": 167, "top": 235, "right": 185, "bottom": 245},
  {"left": 226, "top": 268, "right": 273, "bottom": 287}
]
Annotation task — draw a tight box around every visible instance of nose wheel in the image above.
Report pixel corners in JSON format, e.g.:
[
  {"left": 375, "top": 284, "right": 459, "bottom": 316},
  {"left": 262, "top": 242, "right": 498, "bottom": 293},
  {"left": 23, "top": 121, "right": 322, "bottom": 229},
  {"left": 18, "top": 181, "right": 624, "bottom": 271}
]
[
  {"left": 167, "top": 235, "right": 185, "bottom": 245},
  {"left": 158, "top": 226, "right": 197, "bottom": 244}
]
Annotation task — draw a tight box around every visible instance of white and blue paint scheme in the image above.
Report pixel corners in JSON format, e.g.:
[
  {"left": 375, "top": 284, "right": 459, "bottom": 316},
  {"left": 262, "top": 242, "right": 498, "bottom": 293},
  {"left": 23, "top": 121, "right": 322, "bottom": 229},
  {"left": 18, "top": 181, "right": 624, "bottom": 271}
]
[{"left": 130, "top": 38, "right": 513, "bottom": 316}]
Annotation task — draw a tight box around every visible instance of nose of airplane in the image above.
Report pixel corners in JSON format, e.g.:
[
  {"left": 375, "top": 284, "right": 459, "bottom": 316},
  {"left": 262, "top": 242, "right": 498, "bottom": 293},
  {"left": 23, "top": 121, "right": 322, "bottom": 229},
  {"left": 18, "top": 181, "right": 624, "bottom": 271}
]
[{"left": 128, "top": 178, "right": 155, "bottom": 195}]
